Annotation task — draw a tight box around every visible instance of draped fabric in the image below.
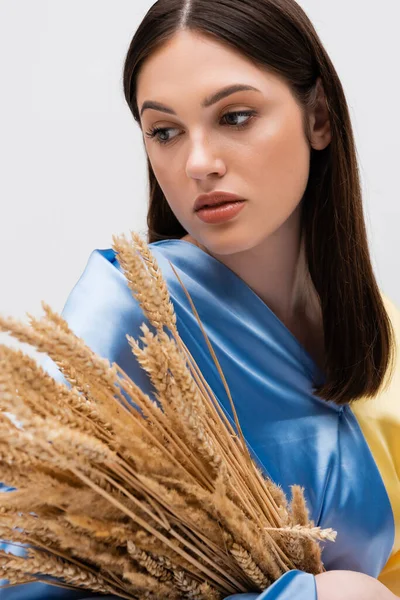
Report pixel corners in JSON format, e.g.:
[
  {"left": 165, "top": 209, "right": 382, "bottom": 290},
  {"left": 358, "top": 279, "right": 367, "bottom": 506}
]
[{"left": 1, "top": 239, "right": 399, "bottom": 599}]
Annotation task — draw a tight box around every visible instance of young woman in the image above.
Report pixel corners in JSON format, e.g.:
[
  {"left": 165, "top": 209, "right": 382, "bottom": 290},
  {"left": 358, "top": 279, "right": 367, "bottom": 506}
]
[{"left": 1, "top": 0, "right": 399, "bottom": 598}]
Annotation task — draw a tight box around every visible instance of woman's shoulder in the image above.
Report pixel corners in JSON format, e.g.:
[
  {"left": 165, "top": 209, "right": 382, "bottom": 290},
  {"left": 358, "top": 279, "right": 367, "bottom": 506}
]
[{"left": 350, "top": 290, "right": 400, "bottom": 583}]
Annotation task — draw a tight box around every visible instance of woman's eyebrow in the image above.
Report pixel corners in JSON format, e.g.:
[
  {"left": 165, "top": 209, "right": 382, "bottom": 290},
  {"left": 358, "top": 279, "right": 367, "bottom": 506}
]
[{"left": 140, "top": 83, "right": 262, "bottom": 117}]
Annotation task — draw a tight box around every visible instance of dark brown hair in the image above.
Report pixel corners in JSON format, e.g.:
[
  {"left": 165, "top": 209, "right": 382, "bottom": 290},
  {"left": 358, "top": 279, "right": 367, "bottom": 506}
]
[{"left": 122, "top": 0, "right": 396, "bottom": 405}]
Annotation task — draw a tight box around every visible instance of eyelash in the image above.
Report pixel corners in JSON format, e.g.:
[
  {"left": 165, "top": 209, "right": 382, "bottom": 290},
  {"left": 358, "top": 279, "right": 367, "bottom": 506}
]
[{"left": 144, "top": 110, "right": 256, "bottom": 146}]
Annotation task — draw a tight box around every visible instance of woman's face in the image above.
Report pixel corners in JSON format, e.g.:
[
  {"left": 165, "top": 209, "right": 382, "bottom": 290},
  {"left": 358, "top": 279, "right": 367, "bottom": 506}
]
[{"left": 136, "top": 30, "right": 326, "bottom": 255}]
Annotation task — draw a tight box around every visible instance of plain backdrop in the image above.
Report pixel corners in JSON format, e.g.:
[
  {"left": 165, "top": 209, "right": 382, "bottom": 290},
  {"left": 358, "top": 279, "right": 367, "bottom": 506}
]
[{"left": 0, "top": 0, "right": 399, "bottom": 360}]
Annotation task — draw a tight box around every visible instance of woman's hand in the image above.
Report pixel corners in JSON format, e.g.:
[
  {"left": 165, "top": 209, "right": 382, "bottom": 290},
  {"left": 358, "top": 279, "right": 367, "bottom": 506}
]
[{"left": 315, "top": 570, "right": 399, "bottom": 600}]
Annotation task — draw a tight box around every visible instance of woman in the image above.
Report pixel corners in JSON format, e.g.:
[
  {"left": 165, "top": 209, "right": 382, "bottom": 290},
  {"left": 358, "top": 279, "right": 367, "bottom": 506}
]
[{"left": 1, "top": 0, "right": 399, "bottom": 598}]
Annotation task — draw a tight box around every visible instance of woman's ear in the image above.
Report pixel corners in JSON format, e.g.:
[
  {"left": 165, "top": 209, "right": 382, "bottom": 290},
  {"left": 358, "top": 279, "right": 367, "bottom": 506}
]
[{"left": 309, "top": 77, "right": 332, "bottom": 150}]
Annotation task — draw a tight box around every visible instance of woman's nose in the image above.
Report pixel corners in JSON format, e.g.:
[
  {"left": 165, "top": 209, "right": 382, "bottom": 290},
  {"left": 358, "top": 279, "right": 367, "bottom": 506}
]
[{"left": 185, "top": 141, "right": 226, "bottom": 180}]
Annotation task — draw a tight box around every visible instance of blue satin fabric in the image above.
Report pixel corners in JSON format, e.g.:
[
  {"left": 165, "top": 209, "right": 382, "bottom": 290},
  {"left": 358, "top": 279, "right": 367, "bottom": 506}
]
[
  {"left": 0, "top": 239, "right": 395, "bottom": 599},
  {"left": 226, "top": 570, "right": 316, "bottom": 599}
]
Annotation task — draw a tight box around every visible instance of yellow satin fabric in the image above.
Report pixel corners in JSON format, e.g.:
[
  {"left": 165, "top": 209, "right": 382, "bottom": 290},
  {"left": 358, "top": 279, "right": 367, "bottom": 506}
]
[{"left": 350, "top": 292, "right": 400, "bottom": 595}]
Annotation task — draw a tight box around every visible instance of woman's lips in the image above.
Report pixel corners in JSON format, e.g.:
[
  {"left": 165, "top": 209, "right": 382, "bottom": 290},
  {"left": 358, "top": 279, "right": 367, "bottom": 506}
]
[
  {"left": 194, "top": 192, "right": 245, "bottom": 212},
  {"left": 195, "top": 200, "right": 246, "bottom": 224}
]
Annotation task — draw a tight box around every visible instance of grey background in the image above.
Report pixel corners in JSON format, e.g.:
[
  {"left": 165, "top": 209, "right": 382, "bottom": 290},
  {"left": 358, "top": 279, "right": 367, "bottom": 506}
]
[{"left": 1, "top": 0, "right": 399, "bottom": 359}]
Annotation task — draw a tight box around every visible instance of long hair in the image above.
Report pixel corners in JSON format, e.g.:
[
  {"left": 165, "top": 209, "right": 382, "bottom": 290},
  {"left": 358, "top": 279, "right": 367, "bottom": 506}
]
[{"left": 122, "top": 0, "right": 396, "bottom": 405}]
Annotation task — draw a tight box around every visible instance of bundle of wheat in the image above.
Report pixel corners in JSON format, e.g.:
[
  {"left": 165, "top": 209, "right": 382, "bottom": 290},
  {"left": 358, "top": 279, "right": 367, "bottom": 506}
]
[{"left": 0, "top": 231, "right": 336, "bottom": 600}]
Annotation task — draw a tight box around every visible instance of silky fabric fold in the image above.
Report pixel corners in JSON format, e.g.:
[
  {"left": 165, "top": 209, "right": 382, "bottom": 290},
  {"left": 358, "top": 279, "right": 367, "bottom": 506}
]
[{"left": 1, "top": 239, "right": 399, "bottom": 599}]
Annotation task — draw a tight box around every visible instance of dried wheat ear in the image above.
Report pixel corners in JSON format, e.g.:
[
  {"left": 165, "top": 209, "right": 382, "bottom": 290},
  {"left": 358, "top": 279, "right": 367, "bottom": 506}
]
[{"left": 0, "top": 231, "right": 336, "bottom": 599}]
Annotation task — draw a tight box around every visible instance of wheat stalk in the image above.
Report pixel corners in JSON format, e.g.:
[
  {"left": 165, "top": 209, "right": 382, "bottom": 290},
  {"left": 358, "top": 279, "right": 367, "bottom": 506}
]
[{"left": 0, "top": 230, "right": 336, "bottom": 598}]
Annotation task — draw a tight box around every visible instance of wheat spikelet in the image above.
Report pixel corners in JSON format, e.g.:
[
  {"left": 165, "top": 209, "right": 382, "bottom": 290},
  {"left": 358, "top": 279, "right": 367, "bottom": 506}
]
[
  {"left": 287, "top": 485, "right": 324, "bottom": 574},
  {"left": 65, "top": 513, "right": 134, "bottom": 541},
  {"left": 133, "top": 331, "right": 222, "bottom": 474},
  {"left": 0, "top": 509, "right": 87, "bottom": 556},
  {"left": 125, "top": 331, "right": 215, "bottom": 490},
  {"left": 0, "top": 421, "right": 82, "bottom": 490},
  {"left": 0, "top": 548, "right": 116, "bottom": 595},
  {"left": 289, "top": 484, "right": 309, "bottom": 526},
  {"left": 41, "top": 302, "right": 73, "bottom": 334},
  {"left": 0, "top": 315, "right": 116, "bottom": 393},
  {"left": 112, "top": 232, "right": 177, "bottom": 335},
  {"left": 174, "top": 569, "right": 222, "bottom": 600},
  {"left": 0, "top": 571, "right": 36, "bottom": 586},
  {"left": 121, "top": 568, "right": 178, "bottom": 599},
  {"left": 126, "top": 530, "right": 204, "bottom": 580},
  {"left": 132, "top": 474, "right": 225, "bottom": 548},
  {"left": 0, "top": 467, "right": 80, "bottom": 511},
  {"left": 129, "top": 232, "right": 177, "bottom": 332},
  {"left": 127, "top": 540, "right": 173, "bottom": 582},
  {"left": 0, "top": 521, "right": 43, "bottom": 551},
  {"left": 0, "top": 345, "right": 114, "bottom": 443},
  {"left": 111, "top": 235, "right": 167, "bottom": 333},
  {"left": 229, "top": 543, "right": 271, "bottom": 589},
  {"left": 265, "top": 524, "right": 337, "bottom": 542},
  {"left": 149, "top": 331, "right": 223, "bottom": 471},
  {"left": 36, "top": 419, "right": 117, "bottom": 464},
  {"left": 38, "top": 516, "right": 122, "bottom": 561}
]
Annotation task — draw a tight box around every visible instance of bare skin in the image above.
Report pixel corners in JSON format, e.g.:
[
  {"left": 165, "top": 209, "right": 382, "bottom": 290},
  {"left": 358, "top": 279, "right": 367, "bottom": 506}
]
[
  {"left": 136, "top": 30, "right": 395, "bottom": 596},
  {"left": 315, "top": 570, "right": 399, "bottom": 599},
  {"left": 180, "top": 233, "right": 326, "bottom": 372}
]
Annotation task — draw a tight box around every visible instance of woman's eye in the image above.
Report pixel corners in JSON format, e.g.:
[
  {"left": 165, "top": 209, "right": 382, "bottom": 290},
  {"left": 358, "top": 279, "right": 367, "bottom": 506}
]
[{"left": 144, "top": 110, "right": 256, "bottom": 146}]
